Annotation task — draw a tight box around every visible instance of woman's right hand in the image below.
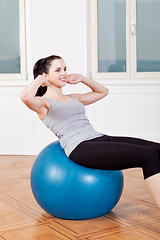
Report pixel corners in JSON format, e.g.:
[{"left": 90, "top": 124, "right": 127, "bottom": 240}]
[{"left": 35, "top": 75, "right": 50, "bottom": 87}]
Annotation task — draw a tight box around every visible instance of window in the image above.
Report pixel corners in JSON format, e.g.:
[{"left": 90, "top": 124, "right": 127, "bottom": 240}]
[
  {"left": 89, "top": 0, "right": 160, "bottom": 82},
  {"left": 0, "top": 0, "right": 26, "bottom": 81}
]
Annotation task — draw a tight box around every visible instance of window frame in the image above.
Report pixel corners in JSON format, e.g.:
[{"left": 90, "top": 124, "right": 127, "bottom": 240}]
[
  {"left": 89, "top": 0, "right": 160, "bottom": 84},
  {"left": 0, "top": 0, "right": 27, "bottom": 82}
]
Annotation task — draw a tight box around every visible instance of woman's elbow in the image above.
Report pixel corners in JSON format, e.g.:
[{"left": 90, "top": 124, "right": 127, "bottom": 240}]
[
  {"left": 104, "top": 88, "right": 109, "bottom": 96},
  {"left": 20, "top": 92, "right": 31, "bottom": 105},
  {"left": 20, "top": 92, "right": 27, "bottom": 102}
]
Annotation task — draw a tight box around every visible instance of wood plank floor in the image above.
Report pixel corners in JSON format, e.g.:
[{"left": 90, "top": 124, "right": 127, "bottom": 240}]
[{"left": 0, "top": 155, "right": 159, "bottom": 240}]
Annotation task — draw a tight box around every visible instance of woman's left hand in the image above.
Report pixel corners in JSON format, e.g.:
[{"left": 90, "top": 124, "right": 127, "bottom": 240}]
[{"left": 66, "top": 74, "right": 82, "bottom": 84}]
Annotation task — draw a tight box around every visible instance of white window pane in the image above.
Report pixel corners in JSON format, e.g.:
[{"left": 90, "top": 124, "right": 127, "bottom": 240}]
[
  {"left": 98, "top": 0, "right": 126, "bottom": 72},
  {"left": 137, "top": 0, "right": 160, "bottom": 72},
  {"left": 0, "top": 0, "right": 20, "bottom": 74}
]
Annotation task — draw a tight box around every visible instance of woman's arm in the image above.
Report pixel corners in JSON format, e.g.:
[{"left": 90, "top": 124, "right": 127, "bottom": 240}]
[
  {"left": 66, "top": 74, "right": 109, "bottom": 105},
  {"left": 20, "top": 75, "right": 49, "bottom": 114}
]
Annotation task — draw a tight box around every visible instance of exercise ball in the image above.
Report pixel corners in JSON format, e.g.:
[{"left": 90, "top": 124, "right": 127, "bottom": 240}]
[{"left": 31, "top": 141, "right": 123, "bottom": 220}]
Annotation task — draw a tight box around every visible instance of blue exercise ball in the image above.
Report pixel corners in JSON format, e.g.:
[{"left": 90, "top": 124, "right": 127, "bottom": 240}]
[{"left": 31, "top": 141, "right": 123, "bottom": 220}]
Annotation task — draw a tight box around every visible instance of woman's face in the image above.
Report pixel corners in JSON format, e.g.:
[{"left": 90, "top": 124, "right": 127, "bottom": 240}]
[{"left": 45, "top": 59, "right": 67, "bottom": 87}]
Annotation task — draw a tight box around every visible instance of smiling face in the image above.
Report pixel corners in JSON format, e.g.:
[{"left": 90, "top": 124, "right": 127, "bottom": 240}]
[{"left": 43, "top": 59, "right": 67, "bottom": 88}]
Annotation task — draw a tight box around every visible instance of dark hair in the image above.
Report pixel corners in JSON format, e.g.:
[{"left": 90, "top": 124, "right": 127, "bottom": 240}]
[{"left": 33, "top": 55, "right": 62, "bottom": 96}]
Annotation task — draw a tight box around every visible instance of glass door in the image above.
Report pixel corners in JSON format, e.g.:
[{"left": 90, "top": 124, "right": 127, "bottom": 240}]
[
  {"left": 137, "top": 0, "right": 160, "bottom": 73},
  {"left": 98, "top": 0, "right": 126, "bottom": 73},
  {"left": 131, "top": 0, "right": 160, "bottom": 79}
]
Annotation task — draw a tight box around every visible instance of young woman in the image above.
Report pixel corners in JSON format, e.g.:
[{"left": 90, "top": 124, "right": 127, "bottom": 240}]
[{"left": 20, "top": 55, "right": 160, "bottom": 209}]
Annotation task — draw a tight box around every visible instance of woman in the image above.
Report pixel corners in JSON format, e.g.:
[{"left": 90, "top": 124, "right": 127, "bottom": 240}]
[{"left": 20, "top": 55, "right": 160, "bottom": 209}]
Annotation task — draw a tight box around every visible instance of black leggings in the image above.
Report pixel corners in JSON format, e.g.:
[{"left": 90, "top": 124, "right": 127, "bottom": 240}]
[{"left": 69, "top": 135, "right": 160, "bottom": 179}]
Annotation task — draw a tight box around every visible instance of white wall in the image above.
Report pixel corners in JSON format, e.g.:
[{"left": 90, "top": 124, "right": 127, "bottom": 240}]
[{"left": 0, "top": 0, "right": 160, "bottom": 155}]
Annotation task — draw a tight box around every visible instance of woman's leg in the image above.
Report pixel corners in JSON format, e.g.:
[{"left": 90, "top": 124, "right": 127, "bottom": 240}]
[
  {"left": 103, "top": 135, "right": 160, "bottom": 160},
  {"left": 102, "top": 135, "right": 160, "bottom": 208},
  {"left": 70, "top": 137, "right": 160, "bottom": 179},
  {"left": 145, "top": 173, "right": 160, "bottom": 209},
  {"left": 69, "top": 136, "right": 160, "bottom": 208}
]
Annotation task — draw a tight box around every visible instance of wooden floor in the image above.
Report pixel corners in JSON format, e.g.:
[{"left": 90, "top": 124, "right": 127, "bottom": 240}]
[{"left": 0, "top": 155, "right": 159, "bottom": 240}]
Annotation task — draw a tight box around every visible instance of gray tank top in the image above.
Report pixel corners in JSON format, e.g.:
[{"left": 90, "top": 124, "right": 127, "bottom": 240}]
[{"left": 41, "top": 95, "right": 104, "bottom": 156}]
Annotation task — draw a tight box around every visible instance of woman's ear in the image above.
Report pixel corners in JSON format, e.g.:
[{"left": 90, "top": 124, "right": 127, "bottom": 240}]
[{"left": 42, "top": 72, "right": 48, "bottom": 79}]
